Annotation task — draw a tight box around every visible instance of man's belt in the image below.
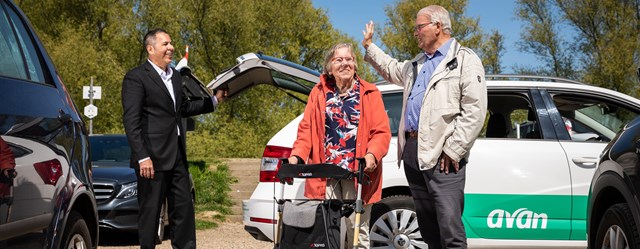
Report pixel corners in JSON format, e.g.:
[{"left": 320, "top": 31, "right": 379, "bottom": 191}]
[{"left": 405, "top": 131, "right": 418, "bottom": 138}]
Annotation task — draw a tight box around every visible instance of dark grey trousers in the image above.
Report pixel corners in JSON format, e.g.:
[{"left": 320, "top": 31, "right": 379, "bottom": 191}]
[
  {"left": 136, "top": 144, "right": 196, "bottom": 249},
  {"left": 402, "top": 136, "right": 467, "bottom": 249}
]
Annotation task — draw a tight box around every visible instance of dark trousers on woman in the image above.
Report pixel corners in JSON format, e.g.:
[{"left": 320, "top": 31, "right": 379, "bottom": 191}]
[
  {"left": 402, "top": 135, "right": 467, "bottom": 249},
  {"left": 136, "top": 146, "right": 196, "bottom": 249}
]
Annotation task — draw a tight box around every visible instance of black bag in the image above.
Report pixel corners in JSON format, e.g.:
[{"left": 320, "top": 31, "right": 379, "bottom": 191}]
[{"left": 279, "top": 200, "right": 346, "bottom": 249}]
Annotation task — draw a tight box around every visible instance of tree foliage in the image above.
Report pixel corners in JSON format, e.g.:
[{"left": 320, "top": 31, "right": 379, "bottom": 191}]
[
  {"left": 484, "top": 30, "right": 505, "bottom": 74},
  {"left": 516, "top": 0, "right": 640, "bottom": 97},
  {"left": 16, "top": 0, "right": 365, "bottom": 158},
  {"left": 515, "top": 0, "right": 576, "bottom": 78},
  {"left": 377, "top": 0, "right": 504, "bottom": 72}
]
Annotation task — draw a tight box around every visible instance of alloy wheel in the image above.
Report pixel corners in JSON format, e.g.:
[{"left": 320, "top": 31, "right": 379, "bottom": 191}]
[{"left": 369, "top": 208, "right": 428, "bottom": 249}]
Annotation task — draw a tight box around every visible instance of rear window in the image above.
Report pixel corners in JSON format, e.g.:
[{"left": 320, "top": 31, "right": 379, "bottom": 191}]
[{"left": 90, "top": 136, "right": 131, "bottom": 162}]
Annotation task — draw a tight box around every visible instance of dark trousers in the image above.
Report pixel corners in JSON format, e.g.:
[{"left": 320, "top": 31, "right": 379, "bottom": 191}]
[
  {"left": 136, "top": 147, "right": 196, "bottom": 249},
  {"left": 402, "top": 136, "right": 467, "bottom": 249}
]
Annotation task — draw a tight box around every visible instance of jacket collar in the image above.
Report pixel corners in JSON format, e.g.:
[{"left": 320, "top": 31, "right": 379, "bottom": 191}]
[
  {"left": 411, "top": 38, "right": 460, "bottom": 65},
  {"left": 408, "top": 38, "right": 461, "bottom": 86},
  {"left": 143, "top": 61, "right": 176, "bottom": 101},
  {"left": 318, "top": 74, "right": 378, "bottom": 93},
  {"left": 430, "top": 38, "right": 461, "bottom": 83}
]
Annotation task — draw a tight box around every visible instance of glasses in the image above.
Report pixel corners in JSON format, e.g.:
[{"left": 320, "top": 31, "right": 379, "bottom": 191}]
[
  {"left": 331, "top": 57, "right": 355, "bottom": 65},
  {"left": 413, "top": 22, "right": 436, "bottom": 32}
]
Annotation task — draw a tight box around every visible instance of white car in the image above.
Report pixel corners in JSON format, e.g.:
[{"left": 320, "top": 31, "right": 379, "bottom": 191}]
[{"left": 208, "top": 53, "right": 640, "bottom": 248}]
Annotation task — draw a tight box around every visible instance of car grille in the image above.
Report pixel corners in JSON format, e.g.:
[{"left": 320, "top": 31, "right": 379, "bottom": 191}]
[{"left": 93, "top": 183, "right": 115, "bottom": 203}]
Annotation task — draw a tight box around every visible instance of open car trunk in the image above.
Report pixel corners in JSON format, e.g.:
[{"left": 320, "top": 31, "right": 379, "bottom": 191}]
[{"left": 206, "top": 53, "right": 319, "bottom": 99}]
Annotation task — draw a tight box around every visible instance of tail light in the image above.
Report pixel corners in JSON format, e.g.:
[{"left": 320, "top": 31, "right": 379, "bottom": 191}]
[
  {"left": 34, "top": 159, "right": 63, "bottom": 185},
  {"left": 260, "top": 145, "right": 291, "bottom": 182}
]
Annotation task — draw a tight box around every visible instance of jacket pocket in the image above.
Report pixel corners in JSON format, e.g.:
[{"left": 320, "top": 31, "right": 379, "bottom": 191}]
[{"left": 430, "top": 75, "right": 461, "bottom": 110}]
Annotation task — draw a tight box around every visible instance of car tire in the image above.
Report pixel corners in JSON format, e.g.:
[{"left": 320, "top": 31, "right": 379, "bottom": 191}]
[
  {"left": 595, "top": 203, "right": 640, "bottom": 249},
  {"left": 62, "top": 211, "right": 92, "bottom": 249},
  {"left": 156, "top": 199, "right": 168, "bottom": 244},
  {"left": 369, "top": 195, "right": 428, "bottom": 249}
]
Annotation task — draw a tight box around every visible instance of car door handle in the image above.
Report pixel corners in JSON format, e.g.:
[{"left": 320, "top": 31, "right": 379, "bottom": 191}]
[{"left": 572, "top": 157, "right": 598, "bottom": 167}]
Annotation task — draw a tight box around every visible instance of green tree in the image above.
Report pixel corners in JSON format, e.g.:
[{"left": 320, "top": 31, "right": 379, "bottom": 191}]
[
  {"left": 17, "top": 0, "right": 361, "bottom": 155},
  {"left": 483, "top": 30, "right": 505, "bottom": 74},
  {"left": 516, "top": 0, "right": 640, "bottom": 96},
  {"left": 376, "top": 0, "right": 503, "bottom": 74},
  {"left": 42, "top": 26, "right": 127, "bottom": 133},
  {"left": 556, "top": 0, "right": 640, "bottom": 95},
  {"left": 15, "top": 0, "right": 138, "bottom": 133},
  {"left": 178, "top": 0, "right": 354, "bottom": 158},
  {"left": 515, "top": 0, "right": 576, "bottom": 78}
]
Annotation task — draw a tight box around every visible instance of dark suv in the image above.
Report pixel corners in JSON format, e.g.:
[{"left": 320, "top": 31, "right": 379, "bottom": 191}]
[
  {"left": 0, "top": 0, "right": 98, "bottom": 248},
  {"left": 588, "top": 116, "right": 640, "bottom": 249}
]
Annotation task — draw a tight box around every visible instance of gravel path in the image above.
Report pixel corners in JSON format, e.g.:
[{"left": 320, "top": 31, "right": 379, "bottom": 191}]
[{"left": 98, "top": 221, "right": 272, "bottom": 249}]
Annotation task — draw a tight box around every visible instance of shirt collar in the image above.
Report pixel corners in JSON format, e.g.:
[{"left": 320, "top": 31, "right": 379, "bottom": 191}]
[
  {"left": 148, "top": 59, "right": 173, "bottom": 78},
  {"left": 424, "top": 38, "right": 453, "bottom": 60}
]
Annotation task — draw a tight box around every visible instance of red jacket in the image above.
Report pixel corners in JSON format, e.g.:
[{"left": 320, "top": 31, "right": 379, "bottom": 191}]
[{"left": 291, "top": 74, "right": 391, "bottom": 204}]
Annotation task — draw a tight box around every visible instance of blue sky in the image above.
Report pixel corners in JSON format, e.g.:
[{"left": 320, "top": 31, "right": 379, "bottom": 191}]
[{"left": 311, "top": 0, "right": 541, "bottom": 74}]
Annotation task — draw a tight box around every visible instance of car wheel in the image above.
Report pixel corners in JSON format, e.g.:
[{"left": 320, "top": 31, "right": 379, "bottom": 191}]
[
  {"left": 62, "top": 211, "right": 92, "bottom": 249},
  {"left": 595, "top": 203, "right": 640, "bottom": 249},
  {"left": 369, "top": 195, "right": 427, "bottom": 249},
  {"left": 155, "top": 199, "right": 168, "bottom": 244}
]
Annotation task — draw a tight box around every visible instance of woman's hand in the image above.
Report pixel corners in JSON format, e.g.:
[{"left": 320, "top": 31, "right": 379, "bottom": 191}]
[{"left": 363, "top": 153, "right": 377, "bottom": 172}]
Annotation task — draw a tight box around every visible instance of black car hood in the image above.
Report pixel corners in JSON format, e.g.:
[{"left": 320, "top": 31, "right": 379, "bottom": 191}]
[{"left": 92, "top": 163, "right": 136, "bottom": 183}]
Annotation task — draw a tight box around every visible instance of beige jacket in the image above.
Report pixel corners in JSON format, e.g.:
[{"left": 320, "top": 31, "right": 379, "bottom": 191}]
[{"left": 365, "top": 39, "right": 487, "bottom": 170}]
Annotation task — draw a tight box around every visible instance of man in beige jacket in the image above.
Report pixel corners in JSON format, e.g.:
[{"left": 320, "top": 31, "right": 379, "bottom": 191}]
[{"left": 362, "top": 5, "right": 487, "bottom": 249}]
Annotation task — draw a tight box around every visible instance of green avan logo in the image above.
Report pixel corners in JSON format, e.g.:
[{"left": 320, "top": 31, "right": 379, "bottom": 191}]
[{"left": 487, "top": 208, "right": 548, "bottom": 229}]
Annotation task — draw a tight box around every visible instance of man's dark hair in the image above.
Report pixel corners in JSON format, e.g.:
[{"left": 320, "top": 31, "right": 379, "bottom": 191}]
[{"left": 143, "top": 28, "right": 168, "bottom": 48}]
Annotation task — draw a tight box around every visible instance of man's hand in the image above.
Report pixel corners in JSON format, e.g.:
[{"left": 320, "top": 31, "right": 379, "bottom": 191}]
[
  {"left": 364, "top": 153, "right": 377, "bottom": 172},
  {"left": 215, "top": 88, "right": 229, "bottom": 103},
  {"left": 439, "top": 152, "right": 459, "bottom": 174},
  {"left": 362, "top": 21, "right": 374, "bottom": 49},
  {"left": 139, "top": 159, "right": 155, "bottom": 179}
]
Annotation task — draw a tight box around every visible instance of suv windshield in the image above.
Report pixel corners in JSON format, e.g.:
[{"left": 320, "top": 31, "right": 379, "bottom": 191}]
[{"left": 90, "top": 136, "right": 130, "bottom": 163}]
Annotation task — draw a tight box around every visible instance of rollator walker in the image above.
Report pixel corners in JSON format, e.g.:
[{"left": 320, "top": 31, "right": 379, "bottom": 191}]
[{"left": 274, "top": 158, "right": 368, "bottom": 249}]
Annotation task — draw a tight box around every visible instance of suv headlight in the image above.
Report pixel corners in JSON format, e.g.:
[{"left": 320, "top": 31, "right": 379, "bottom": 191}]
[{"left": 116, "top": 181, "right": 137, "bottom": 199}]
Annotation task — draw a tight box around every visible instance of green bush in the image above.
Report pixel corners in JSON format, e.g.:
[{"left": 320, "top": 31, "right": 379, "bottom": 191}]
[{"left": 188, "top": 159, "right": 236, "bottom": 228}]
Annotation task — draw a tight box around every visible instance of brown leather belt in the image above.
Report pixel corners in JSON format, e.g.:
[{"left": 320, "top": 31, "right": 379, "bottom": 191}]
[{"left": 405, "top": 131, "right": 418, "bottom": 138}]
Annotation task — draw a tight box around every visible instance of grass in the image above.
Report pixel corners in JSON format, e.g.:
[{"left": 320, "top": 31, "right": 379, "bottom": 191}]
[{"left": 187, "top": 158, "right": 237, "bottom": 230}]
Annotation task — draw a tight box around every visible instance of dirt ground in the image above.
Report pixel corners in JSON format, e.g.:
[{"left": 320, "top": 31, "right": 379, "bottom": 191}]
[{"left": 98, "top": 221, "right": 272, "bottom": 249}]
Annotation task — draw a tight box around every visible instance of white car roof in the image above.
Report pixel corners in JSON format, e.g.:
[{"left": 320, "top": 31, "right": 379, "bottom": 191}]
[{"left": 374, "top": 79, "right": 639, "bottom": 106}]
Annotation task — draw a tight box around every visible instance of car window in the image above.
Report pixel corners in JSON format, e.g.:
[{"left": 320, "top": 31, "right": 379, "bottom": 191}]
[
  {"left": 90, "top": 136, "right": 131, "bottom": 163},
  {"left": 0, "top": 2, "right": 46, "bottom": 84},
  {"left": 272, "top": 71, "right": 316, "bottom": 92},
  {"left": 481, "top": 93, "right": 541, "bottom": 139},
  {"left": 382, "top": 92, "right": 402, "bottom": 136},
  {"left": 553, "top": 94, "right": 639, "bottom": 142}
]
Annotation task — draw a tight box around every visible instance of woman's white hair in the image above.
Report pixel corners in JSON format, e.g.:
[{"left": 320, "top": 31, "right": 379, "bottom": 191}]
[{"left": 417, "top": 5, "right": 452, "bottom": 35}]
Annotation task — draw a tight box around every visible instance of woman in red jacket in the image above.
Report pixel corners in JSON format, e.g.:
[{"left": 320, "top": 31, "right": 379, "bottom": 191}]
[{"left": 287, "top": 43, "right": 391, "bottom": 248}]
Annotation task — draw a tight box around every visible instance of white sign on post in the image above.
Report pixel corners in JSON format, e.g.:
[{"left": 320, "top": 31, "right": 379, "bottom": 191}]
[
  {"left": 83, "top": 86, "right": 102, "bottom": 99},
  {"left": 84, "top": 104, "right": 98, "bottom": 119}
]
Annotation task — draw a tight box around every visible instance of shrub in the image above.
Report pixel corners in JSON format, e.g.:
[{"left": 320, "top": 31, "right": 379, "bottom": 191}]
[{"left": 188, "top": 159, "right": 236, "bottom": 228}]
